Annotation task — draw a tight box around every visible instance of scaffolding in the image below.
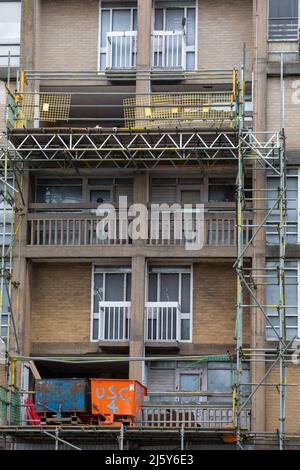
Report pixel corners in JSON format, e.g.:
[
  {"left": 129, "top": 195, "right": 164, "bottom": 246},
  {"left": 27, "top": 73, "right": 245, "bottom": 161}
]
[{"left": 0, "top": 63, "right": 292, "bottom": 450}]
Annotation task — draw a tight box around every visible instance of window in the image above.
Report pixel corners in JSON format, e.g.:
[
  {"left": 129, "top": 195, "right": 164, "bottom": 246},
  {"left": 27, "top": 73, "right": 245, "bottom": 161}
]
[
  {"left": 268, "top": 0, "right": 299, "bottom": 40},
  {"left": 0, "top": 1, "right": 21, "bottom": 67},
  {"left": 34, "top": 177, "right": 133, "bottom": 205},
  {"left": 266, "top": 261, "right": 299, "bottom": 341},
  {"left": 147, "top": 266, "right": 192, "bottom": 341},
  {"left": 36, "top": 179, "right": 83, "bottom": 204},
  {"left": 208, "top": 178, "right": 236, "bottom": 203},
  {"left": 267, "top": 168, "right": 298, "bottom": 244},
  {"left": 154, "top": 2, "right": 196, "bottom": 70},
  {"left": 99, "top": 3, "right": 137, "bottom": 69},
  {"left": 207, "top": 362, "right": 250, "bottom": 404},
  {"left": 92, "top": 266, "right": 131, "bottom": 341},
  {"left": 151, "top": 177, "right": 203, "bottom": 204}
]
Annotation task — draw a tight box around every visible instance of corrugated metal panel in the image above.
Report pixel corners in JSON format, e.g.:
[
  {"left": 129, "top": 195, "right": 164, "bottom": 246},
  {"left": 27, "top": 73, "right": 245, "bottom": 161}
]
[
  {"left": 148, "top": 368, "right": 175, "bottom": 394},
  {"left": 151, "top": 185, "right": 177, "bottom": 203}
]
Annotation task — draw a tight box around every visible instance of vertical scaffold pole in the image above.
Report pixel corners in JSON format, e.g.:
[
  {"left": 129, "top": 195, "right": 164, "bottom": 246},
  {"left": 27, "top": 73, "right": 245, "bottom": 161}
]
[{"left": 235, "top": 51, "right": 245, "bottom": 448}]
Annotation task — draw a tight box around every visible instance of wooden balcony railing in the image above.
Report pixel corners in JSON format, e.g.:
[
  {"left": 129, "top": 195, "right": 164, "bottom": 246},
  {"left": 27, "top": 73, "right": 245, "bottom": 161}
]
[
  {"left": 140, "top": 403, "right": 251, "bottom": 429},
  {"left": 27, "top": 212, "right": 252, "bottom": 247}
]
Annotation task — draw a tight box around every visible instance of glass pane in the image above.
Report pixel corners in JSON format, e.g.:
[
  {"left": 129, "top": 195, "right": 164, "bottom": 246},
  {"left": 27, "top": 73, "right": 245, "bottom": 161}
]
[
  {"left": 186, "top": 51, "right": 195, "bottom": 70},
  {"left": 36, "top": 186, "right": 82, "bottom": 204},
  {"left": 181, "top": 319, "right": 190, "bottom": 340},
  {"left": 165, "top": 8, "right": 184, "bottom": 30},
  {"left": 180, "top": 373, "right": 199, "bottom": 390},
  {"left": 269, "top": 0, "right": 298, "bottom": 18},
  {"left": 105, "top": 273, "right": 124, "bottom": 301},
  {"left": 181, "top": 274, "right": 190, "bottom": 313},
  {"left": 208, "top": 368, "right": 232, "bottom": 403},
  {"left": 154, "top": 8, "right": 163, "bottom": 30},
  {"left": 160, "top": 273, "right": 179, "bottom": 302},
  {"left": 180, "top": 190, "right": 201, "bottom": 204},
  {"left": 112, "top": 9, "right": 131, "bottom": 31},
  {"left": 90, "top": 190, "right": 112, "bottom": 203},
  {"left": 186, "top": 8, "right": 196, "bottom": 46},
  {"left": 133, "top": 9, "right": 137, "bottom": 30},
  {"left": 180, "top": 373, "right": 200, "bottom": 403},
  {"left": 101, "top": 10, "right": 110, "bottom": 46},
  {"left": 94, "top": 273, "right": 104, "bottom": 310},
  {"left": 126, "top": 274, "right": 131, "bottom": 301},
  {"left": 209, "top": 181, "right": 236, "bottom": 202},
  {"left": 148, "top": 273, "right": 158, "bottom": 301}
]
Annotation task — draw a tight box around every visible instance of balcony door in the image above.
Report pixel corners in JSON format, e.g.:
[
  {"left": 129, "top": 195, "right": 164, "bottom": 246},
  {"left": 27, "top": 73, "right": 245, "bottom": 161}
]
[
  {"left": 153, "top": 3, "right": 196, "bottom": 69},
  {"left": 92, "top": 267, "right": 131, "bottom": 341},
  {"left": 146, "top": 266, "right": 192, "bottom": 341},
  {"left": 176, "top": 368, "right": 207, "bottom": 403},
  {"left": 99, "top": 5, "right": 137, "bottom": 69}
]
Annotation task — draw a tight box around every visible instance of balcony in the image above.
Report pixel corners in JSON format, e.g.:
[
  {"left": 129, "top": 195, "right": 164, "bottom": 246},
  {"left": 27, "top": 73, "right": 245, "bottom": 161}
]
[
  {"left": 152, "top": 30, "right": 186, "bottom": 69},
  {"left": 145, "top": 302, "right": 181, "bottom": 342},
  {"left": 141, "top": 403, "right": 251, "bottom": 430},
  {"left": 93, "top": 301, "right": 130, "bottom": 341},
  {"left": 27, "top": 212, "right": 252, "bottom": 248},
  {"left": 106, "top": 31, "right": 137, "bottom": 69}
]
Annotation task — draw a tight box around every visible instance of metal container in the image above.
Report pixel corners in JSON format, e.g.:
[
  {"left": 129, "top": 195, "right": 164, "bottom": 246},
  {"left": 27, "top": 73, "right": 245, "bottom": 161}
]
[
  {"left": 90, "top": 379, "right": 147, "bottom": 424},
  {"left": 35, "top": 378, "right": 89, "bottom": 414}
]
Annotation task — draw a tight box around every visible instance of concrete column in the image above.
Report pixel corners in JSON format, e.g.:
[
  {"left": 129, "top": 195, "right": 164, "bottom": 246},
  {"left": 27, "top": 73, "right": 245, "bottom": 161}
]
[
  {"left": 129, "top": 255, "right": 146, "bottom": 383},
  {"left": 9, "top": 172, "right": 30, "bottom": 392},
  {"left": 129, "top": 174, "right": 149, "bottom": 382},
  {"left": 20, "top": 0, "right": 41, "bottom": 72},
  {"left": 251, "top": 0, "right": 268, "bottom": 435},
  {"left": 136, "top": 0, "right": 152, "bottom": 95}
]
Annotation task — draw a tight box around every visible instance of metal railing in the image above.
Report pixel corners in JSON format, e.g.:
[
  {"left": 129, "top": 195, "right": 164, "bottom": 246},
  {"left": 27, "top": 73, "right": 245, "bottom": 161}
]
[
  {"left": 93, "top": 301, "right": 131, "bottom": 341},
  {"left": 145, "top": 302, "right": 181, "bottom": 342},
  {"left": 141, "top": 403, "right": 251, "bottom": 429},
  {"left": 0, "top": 43, "right": 20, "bottom": 68},
  {"left": 27, "top": 212, "right": 252, "bottom": 248},
  {"left": 268, "top": 18, "right": 299, "bottom": 40},
  {"left": 152, "top": 30, "right": 186, "bottom": 69},
  {"left": 106, "top": 31, "right": 137, "bottom": 69}
]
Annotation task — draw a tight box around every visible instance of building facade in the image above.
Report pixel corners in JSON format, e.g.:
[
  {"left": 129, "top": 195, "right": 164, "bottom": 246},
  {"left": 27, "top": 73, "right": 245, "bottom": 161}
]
[{"left": 0, "top": 0, "right": 300, "bottom": 450}]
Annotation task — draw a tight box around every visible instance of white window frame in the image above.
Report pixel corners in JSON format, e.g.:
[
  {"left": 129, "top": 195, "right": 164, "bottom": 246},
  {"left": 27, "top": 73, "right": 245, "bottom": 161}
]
[
  {"left": 98, "top": 3, "right": 138, "bottom": 70},
  {"left": 152, "top": 2, "right": 198, "bottom": 70},
  {"left": 90, "top": 264, "right": 131, "bottom": 342},
  {"left": 146, "top": 265, "right": 193, "bottom": 343},
  {"left": 265, "top": 260, "right": 300, "bottom": 341},
  {"left": 268, "top": 0, "right": 300, "bottom": 42}
]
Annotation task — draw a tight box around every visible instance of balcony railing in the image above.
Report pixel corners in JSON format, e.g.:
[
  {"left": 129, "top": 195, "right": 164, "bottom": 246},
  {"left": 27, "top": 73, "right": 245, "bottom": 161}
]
[
  {"left": 145, "top": 302, "right": 181, "bottom": 342},
  {"left": 141, "top": 403, "right": 251, "bottom": 430},
  {"left": 93, "top": 301, "right": 130, "bottom": 341},
  {"left": 268, "top": 18, "right": 299, "bottom": 40},
  {"left": 0, "top": 42, "right": 20, "bottom": 68},
  {"left": 152, "top": 30, "right": 186, "bottom": 69},
  {"left": 27, "top": 212, "right": 252, "bottom": 248},
  {"left": 106, "top": 31, "right": 137, "bottom": 69}
]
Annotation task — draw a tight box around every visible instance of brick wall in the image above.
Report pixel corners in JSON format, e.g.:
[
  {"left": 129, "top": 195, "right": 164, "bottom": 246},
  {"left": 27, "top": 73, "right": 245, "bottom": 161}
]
[
  {"left": 198, "top": 0, "right": 253, "bottom": 72},
  {"left": 266, "top": 364, "right": 300, "bottom": 434},
  {"left": 30, "top": 263, "right": 91, "bottom": 343},
  {"left": 38, "top": 0, "right": 99, "bottom": 71},
  {"left": 36, "top": 0, "right": 252, "bottom": 74},
  {"left": 267, "top": 77, "right": 300, "bottom": 150},
  {"left": 193, "top": 263, "right": 250, "bottom": 345}
]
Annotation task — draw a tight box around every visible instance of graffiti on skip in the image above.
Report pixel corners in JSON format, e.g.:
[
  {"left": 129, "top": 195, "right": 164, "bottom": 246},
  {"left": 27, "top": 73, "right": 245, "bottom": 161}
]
[{"left": 96, "top": 385, "right": 131, "bottom": 414}]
